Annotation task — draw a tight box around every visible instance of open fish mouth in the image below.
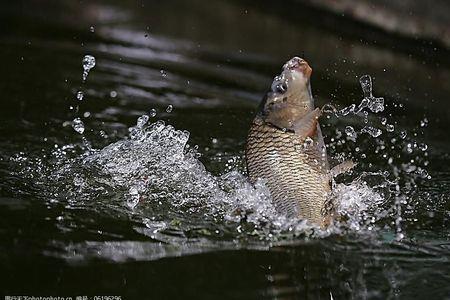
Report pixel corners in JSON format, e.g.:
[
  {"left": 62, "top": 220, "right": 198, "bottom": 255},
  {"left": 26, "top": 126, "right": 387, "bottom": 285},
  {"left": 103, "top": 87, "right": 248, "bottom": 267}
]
[{"left": 282, "top": 56, "right": 312, "bottom": 77}]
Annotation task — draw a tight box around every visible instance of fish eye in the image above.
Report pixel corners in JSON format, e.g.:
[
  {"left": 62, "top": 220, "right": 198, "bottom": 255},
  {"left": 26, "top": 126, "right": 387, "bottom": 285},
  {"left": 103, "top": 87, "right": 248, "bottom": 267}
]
[{"left": 271, "top": 81, "right": 288, "bottom": 94}]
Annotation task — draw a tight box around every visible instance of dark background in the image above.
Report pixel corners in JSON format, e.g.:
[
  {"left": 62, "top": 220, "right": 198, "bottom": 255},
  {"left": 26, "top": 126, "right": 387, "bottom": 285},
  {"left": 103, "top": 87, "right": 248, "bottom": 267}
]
[{"left": 0, "top": 0, "right": 449, "bottom": 299}]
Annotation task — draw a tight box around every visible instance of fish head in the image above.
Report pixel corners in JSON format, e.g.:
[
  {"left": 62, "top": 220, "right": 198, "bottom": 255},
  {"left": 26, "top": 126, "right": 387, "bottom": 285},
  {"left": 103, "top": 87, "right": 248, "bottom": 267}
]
[{"left": 258, "top": 57, "right": 314, "bottom": 129}]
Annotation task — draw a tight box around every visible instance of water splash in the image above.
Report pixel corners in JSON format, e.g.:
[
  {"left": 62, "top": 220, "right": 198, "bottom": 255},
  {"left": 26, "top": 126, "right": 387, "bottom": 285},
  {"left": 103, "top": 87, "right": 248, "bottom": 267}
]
[
  {"left": 361, "top": 126, "right": 382, "bottom": 137},
  {"left": 327, "top": 74, "right": 430, "bottom": 240},
  {"left": 338, "top": 75, "right": 385, "bottom": 116},
  {"left": 12, "top": 70, "right": 429, "bottom": 242},
  {"left": 34, "top": 111, "right": 392, "bottom": 241}
]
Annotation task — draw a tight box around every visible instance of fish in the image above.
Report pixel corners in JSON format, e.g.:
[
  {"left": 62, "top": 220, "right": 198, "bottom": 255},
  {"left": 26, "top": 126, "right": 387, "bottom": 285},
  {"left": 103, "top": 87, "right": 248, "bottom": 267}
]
[{"left": 245, "top": 57, "right": 354, "bottom": 226}]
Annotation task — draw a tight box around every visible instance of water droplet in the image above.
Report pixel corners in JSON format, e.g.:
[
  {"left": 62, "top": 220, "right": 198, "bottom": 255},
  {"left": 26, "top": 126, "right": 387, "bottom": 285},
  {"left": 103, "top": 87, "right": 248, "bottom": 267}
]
[
  {"left": 355, "top": 98, "right": 370, "bottom": 114},
  {"left": 420, "top": 118, "right": 428, "bottom": 127},
  {"left": 110, "top": 91, "right": 117, "bottom": 98},
  {"left": 137, "top": 115, "right": 149, "bottom": 128},
  {"left": 418, "top": 143, "right": 428, "bottom": 151},
  {"left": 99, "top": 130, "right": 108, "bottom": 139},
  {"left": 127, "top": 186, "right": 140, "bottom": 209},
  {"left": 361, "top": 126, "right": 382, "bottom": 137},
  {"left": 82, "top": 55, "right": 96, "bottom": 81},
  {"left": 76, "top": 91, "right": 84, "bottom": 101},
  {"left": 166, "top": 104, "right": 173, "bottom": 113},
  {"left": 149, "top": 108, "right": 157, "bottom": 117},
  {"left": 359, "top": 75, "right": 372, "bottom": 98},
  {"left": 345, "top": 126, "right": 357, "bottom": 141},
  {"left": 386, "top": 124, "right": 395, "bottom": 132},
  {"left": 72, "top": 118, "right": 85, "bottom": 134},
  {"left": 406, "top": 143, "right": 413, "bottom": 154},
  {"left": 303, "top": 137, "right": 314, "bottom": 148},
  {"left": 368, "top": 97, "right": 384, "bottom": 113}
]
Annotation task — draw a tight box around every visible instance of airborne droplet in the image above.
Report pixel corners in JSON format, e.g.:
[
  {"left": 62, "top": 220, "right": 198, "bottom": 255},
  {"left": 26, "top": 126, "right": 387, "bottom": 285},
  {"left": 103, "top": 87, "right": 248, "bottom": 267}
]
[
  {"left": 137, "top": 115, "right": 149, "bottom": 128},
  {"left": 361, "top": 126, "right": 382, "bottom": 137},
  {"left": 82, "top": 55, "right": 96, "bottom": 81},
  {"left": 359, "top": 75, "right": 372, "bottom": 98},
  {"left": 72, "top": 118, "right": 85, "bottom": 134},
  {"left": 345, "top": 126, "right": 357, "bottom": 141},
  {"left": 386, "top": 124, "right": 395, "bottom": 132},
  {"left": 76, "top": 91, "right": 84, "bottom": 101}
]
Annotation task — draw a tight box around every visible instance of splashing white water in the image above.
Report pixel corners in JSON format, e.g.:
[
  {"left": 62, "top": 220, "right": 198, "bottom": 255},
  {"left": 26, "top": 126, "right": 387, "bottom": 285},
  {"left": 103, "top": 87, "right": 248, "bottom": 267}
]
[
  {"left": 15, "top": 73, "right": 427, "bottom": 241},
  {"left": 56, "top": 112, "right": 384, "bottom": 239}
]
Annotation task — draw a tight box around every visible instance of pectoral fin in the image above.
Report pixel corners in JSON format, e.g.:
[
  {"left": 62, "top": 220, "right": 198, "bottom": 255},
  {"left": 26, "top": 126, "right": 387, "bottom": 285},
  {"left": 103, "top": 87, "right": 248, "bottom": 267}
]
[
  {"left": 292, "top": 108, "right": 321, "bottom": 139},
  {"left": 330, "top": 160, "right": 357, "bottom": 178}
]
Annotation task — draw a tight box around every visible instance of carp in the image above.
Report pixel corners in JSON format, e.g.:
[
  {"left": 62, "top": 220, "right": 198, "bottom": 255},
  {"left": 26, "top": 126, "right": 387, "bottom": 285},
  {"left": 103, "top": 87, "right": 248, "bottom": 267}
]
[{"left": 245, "top": 57, "right": 353, "bottom": 226}]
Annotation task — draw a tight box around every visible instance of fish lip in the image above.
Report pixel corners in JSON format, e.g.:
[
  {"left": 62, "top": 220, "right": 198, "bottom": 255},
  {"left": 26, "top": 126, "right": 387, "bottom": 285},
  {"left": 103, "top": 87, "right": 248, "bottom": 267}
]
[{"left": 283, "top": 57, "right": 312, "bottom": 78}]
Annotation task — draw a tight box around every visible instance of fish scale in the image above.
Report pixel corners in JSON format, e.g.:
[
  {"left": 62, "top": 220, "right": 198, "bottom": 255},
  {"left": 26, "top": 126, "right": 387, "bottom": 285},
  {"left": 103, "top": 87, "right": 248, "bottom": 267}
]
[{"left": 246, "top": 118, "right": 331, "bottom": 224}]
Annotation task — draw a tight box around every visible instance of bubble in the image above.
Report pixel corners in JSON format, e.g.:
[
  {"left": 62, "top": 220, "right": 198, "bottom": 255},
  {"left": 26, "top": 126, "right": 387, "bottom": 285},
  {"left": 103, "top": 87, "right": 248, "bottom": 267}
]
[
  {"left": 72, "top": 118, "right": 85, "bottom": 134},
  {"left": 76, "top": 91, "right": 84, "bottom": 101},
  {"left": 149, "top": 109, "right": 157, "bottom": 117},
  {"left": 89, "top": 26, "right": 95, "bottom": 33},
  {"left": 160, "top": 70, "right": 167, "bottom": 77},
  {"left": 381, "top": 118, "right": 387, "bottom": 125},
  {"left": 82, "top": 55, "right": 96, "bottom": 81},
  {"left": 166, "top": 104, "right": 173, "bottom": 113},
  {"left": 400, "top": 131, "right": 407, "bottom": 139},
  {"left": 110, "top": 91, "right": 117, "bottom": 98}
]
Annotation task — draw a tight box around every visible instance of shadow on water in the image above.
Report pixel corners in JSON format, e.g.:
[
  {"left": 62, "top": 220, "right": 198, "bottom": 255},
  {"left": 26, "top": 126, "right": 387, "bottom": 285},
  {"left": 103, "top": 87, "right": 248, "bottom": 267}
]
[{"left": 0, "top": 0, "right": 449, "bottom": 299}]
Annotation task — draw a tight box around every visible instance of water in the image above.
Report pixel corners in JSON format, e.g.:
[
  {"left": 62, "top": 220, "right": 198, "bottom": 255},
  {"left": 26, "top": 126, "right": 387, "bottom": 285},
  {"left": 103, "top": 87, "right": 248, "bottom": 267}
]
[
  {"left": 1, "top": 0, "right": 449, "bottom": 299},
  {"left": 82, "top": 55, "right": 96, "bottom": 82}
]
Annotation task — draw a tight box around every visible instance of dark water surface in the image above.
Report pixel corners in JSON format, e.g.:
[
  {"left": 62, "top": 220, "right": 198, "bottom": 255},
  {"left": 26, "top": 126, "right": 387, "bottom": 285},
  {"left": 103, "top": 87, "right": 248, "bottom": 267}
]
[{"left": 1, "top": 0, "right": 449, "bottom": 299}]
